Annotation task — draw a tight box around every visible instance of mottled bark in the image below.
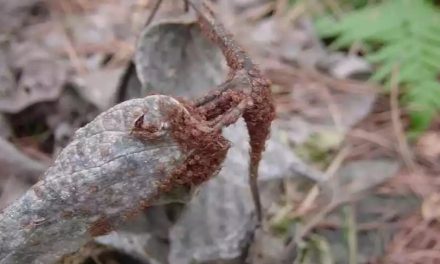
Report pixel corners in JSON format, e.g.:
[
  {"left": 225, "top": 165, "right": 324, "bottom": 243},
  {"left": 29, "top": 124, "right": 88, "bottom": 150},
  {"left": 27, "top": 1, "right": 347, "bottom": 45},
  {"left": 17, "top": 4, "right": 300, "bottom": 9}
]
[
  {"left": 0, "top": 95, "right": 222, "bottom": 264},
  {"left": 0, "top": 1, "right": 277, "bottom": 263}
]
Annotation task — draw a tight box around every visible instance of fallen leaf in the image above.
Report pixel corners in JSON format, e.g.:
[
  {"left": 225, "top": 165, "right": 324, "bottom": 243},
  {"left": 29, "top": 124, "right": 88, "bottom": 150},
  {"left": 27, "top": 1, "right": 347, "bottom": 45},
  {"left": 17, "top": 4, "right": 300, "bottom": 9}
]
[
  {"left": 0, "top": 137, "right": 46, "bottom": 183},
  {"left": 135, "top": 14, "right": 225, "bottom": 98},
  {"left": 74, "top": 67, "right": 125, "bottom": 110},
  {"left": 0, "top": 43, "right": 67, "bottom": 113},
  {"left": 0, "top": 0, "right": 45, "bottom": 34},
  {"left": 0, "top": 137, "right": 46, "bottom": 209},
  {"left": 0, "top": 115, "right": 12, "bottom": 139}
]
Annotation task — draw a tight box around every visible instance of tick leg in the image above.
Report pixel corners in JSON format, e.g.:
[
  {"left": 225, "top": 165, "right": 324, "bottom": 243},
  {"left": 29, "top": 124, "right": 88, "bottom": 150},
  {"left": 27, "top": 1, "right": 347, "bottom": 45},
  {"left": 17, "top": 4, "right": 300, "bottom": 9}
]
[
  {"left": 195, "top": 70, "right": 250, "bottom": 107},
  {"left": 198, "top": 90, "right": 245, "bottom": 121},
  {"left": 196, "top": 72, "right": 250, "bottom": 121},
  {"left": 210, "top": 99, "right": 249, "bottom": 131}
]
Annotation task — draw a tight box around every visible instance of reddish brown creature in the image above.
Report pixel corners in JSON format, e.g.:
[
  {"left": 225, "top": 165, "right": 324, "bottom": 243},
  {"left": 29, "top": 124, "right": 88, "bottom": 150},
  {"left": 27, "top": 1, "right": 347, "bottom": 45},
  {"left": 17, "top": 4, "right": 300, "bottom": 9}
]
[{"left": 142, "top": 0, "right": 275, "bottom": 221}]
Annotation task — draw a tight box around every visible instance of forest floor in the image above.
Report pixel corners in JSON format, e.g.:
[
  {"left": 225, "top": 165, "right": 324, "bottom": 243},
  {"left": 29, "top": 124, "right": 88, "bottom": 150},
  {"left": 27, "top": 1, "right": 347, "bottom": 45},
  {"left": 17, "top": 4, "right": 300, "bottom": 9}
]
[{"left": 1, "top": 0, "right": 440, "bottom": 263}]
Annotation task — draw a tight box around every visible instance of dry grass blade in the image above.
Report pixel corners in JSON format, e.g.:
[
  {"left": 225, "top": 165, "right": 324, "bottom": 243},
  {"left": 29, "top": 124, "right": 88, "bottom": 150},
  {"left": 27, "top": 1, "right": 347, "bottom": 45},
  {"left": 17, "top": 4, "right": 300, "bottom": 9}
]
[
  {"left": 390, "top": 65, "right": 416, "bottom": 171},
  {"left": 144, "top": 0, "right": 164, "bottom": 26},
  {"left": 281, "top": 146, "right": 352, "bottom": 263}
]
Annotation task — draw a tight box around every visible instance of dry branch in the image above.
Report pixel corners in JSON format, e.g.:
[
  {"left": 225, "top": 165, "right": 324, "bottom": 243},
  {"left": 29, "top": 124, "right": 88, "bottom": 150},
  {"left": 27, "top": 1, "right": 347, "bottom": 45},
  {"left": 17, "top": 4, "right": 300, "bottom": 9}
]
[
  {"left": 0, "top": 1, "right": 275, "bottom": 263},
  {"left": 189, "top": 0, "right": 276, "bottom": 221},
  {"left": 144, "top": 0, "right": 275, "bottom": 221},
  {"left": 0, "top": 95, "right": 227, "bottom": 264}
]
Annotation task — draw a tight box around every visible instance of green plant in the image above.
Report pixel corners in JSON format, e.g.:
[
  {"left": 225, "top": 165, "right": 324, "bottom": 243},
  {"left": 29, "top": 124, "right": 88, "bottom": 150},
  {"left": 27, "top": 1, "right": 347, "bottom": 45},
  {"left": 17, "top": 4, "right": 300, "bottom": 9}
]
[
  {"left": 289, "top": 0, "right": 370, "bottom": 11},
  {"left": 315, "top": 0, "right": 440, "bottom": 133}
]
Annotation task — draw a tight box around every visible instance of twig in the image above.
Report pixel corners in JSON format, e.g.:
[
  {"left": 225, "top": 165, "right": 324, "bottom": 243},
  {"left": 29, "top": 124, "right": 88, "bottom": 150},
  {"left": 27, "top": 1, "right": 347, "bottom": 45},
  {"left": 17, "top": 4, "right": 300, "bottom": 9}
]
[
  {"left": 145, "top": 0, "right": 190, "bottom": 27},
  {"left": 348, "top": 129, "right": 395, "bottom": 151},
  {"left": 143, "top": 2, "right": 275, "bottom": 224},
  {"left": 240, "top": 2, "right": 275, "bottom": 22},
  {"left": 344, "top": 204, "right": 358, "bottom": 264},
  {"left": 281, "top": 146, "right": 350, "bottom": 263},
  {"left": 281, "top": 200, "right": 340, "bottom": 264},
  {"left": 56, "top": 1, "right": 88, "bottom": 75},
  {"left": 144, "top": 0, "right": 164, "bottom": 26},
  {"left": 294, "top": 186, "right": 320, "bottom": 217},
  {"left": 297, "top": 203, "right": 339, "bottom": 242},
  {"left": 325, "top": 145, "right": 351, "bottom": 180},
  {"left": 390, "top": 65, "right": 416, "bottom": 170},
  {"left": 0, "top": 2, "right": 276, "bottom": 262},
  {"left": 392, "top": 219, "right": 431, "bottom": 253},
  {"left": 188, "top": 0, "right": 276, "bottom": 222},
  {"left": 292, "top": 146, "right": 350, "bottom": 217},
  {"left": 402, "top": 250, "right": 440, "bottom": 261},
  {"left": 266, "top": 62, "right": 379, "bottom": 94},
  {"left": 321, "top": 86, "right": 343, "bottom": 131}
]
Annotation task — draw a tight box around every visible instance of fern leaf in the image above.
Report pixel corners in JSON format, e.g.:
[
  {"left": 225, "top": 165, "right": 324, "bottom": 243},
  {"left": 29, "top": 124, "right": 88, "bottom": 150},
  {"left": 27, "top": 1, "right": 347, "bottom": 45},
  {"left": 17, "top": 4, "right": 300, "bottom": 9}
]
[
  {"left": 366, "top": 42, "right": 409, "bottom": 63},
  {"left": 315, "top": 0, "right": 440, "bottom": 133},
  {"left": 406, "top": 81, "right": 440, "bottom": 131},
  {"left": 370, "top": 60, "right": 395, "bottom": 83}
]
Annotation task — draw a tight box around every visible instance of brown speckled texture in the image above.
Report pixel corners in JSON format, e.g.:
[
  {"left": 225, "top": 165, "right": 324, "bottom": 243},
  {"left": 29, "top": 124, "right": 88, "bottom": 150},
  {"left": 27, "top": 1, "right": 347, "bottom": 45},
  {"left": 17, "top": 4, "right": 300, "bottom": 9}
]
[
  {"left": 164, "top": 100, "right": 230, "bottom": 188},
  {"left": 191, "top": 1, "right": 275, "bottom": 219},
  {"left": 0, "top": 1, "right": 277, "bottom": 263},
  {"left": 0, "top": 95, "right": 227, "bottom": 264}
]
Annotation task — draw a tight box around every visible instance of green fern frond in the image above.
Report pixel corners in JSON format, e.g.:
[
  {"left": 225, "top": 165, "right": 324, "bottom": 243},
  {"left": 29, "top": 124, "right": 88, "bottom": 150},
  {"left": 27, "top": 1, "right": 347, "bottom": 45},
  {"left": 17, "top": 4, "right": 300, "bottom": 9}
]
[
  {"left": 315, "top": 0, "right": 440, "bottom": 133},
  {"left": 405, "top": 80, "right": 440, "bottom": 133}
]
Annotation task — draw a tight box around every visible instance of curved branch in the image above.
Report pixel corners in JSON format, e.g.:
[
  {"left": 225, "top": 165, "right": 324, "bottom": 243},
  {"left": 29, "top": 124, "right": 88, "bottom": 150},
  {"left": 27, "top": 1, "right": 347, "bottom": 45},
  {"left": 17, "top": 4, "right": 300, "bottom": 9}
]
[
  {"left": 189, "top": 0, "right": 276, "bottom": 221},
  {"left": 0, "top": 2, "right": 277, "bottom": 263}
]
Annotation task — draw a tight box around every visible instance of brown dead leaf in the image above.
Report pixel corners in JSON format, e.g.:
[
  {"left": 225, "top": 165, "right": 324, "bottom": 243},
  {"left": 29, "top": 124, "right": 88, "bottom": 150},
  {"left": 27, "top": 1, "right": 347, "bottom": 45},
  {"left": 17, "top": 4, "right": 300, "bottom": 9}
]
[
  {"left": 0, "top": 137, "right": 46, "bottom": 209},
  {"left": 74, "top": 67, "right": 124, "bottom": 110},
  {"left": 0, "top": 43, "right": 67, "bottom": 113},
  {"left": 134, "top": 14, "right": 226, "bottom": 98},
  {"left": 0, "top": 0, "right": 46, "bottom": 34}
]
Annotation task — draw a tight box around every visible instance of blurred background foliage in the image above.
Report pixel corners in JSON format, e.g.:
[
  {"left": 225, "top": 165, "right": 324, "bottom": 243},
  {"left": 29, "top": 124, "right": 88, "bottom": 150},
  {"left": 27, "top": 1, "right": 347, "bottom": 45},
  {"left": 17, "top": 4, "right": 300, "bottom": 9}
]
[{"left": 290, "top": 0, "right": 440, "bottom": 136}]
